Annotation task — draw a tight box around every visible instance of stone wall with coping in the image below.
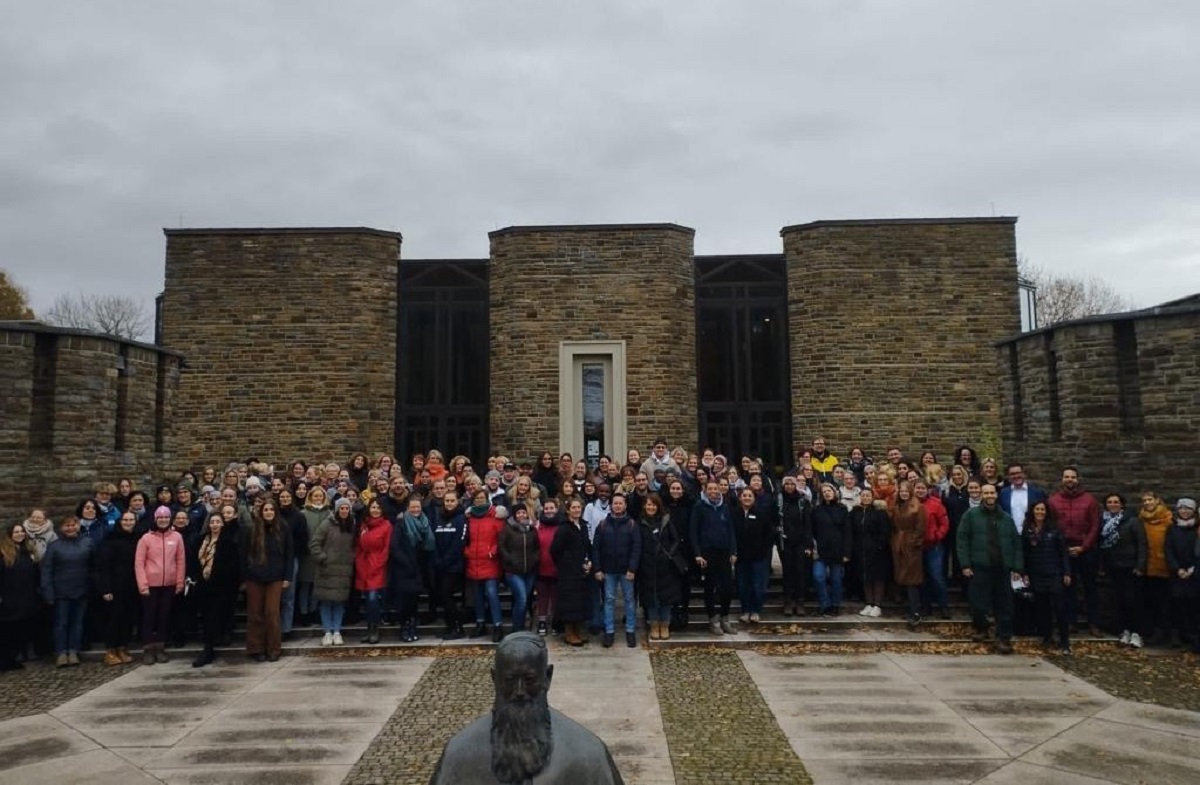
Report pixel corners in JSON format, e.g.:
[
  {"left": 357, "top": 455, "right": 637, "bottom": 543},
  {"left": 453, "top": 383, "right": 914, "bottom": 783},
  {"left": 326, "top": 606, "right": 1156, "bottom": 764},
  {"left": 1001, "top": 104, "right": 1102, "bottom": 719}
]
[
  {"left": 0, "top": 323, "right": 181, "bottom": 523},
  {"left": 159, "top": 228, "right": 400, "bottom": 468},
  {"left": 487, "top": 224, "right": 698, "bottom": 461},
  {"left": 783, "top": 218, "right": 1020, "bottom": 460},
  {"left": 997, "top": 304, "right": 1200, "bottom": 501}
]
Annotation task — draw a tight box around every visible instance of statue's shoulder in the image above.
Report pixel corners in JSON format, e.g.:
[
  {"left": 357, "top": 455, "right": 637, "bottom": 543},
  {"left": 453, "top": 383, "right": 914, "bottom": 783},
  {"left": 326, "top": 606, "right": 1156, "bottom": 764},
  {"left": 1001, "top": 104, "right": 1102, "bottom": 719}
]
[
  {"left": 547, "top": 711, "right": 624, "bottom": 784},
  {"left": 428, "top": 715, "right": 492, "bottom": 785}
]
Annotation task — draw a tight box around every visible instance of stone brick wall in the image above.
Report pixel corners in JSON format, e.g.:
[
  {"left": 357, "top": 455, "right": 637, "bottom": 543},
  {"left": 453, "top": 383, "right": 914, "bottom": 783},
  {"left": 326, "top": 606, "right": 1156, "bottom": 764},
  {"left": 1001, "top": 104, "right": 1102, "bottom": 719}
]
[
  {"left": 159, "top": 228, "right": 400, "bottom": 470},
  {"left": 0, "top": 323, "right": 180, "bottom": 523},
  {"left": 783, "top": 218, "right": 1020, "bottom": 460},
  {"left": 998, "top": 305, "right": 1200, "bottom": 501},
  {"left": 488, "top": 224, "right": 698, "bottom": 460}
]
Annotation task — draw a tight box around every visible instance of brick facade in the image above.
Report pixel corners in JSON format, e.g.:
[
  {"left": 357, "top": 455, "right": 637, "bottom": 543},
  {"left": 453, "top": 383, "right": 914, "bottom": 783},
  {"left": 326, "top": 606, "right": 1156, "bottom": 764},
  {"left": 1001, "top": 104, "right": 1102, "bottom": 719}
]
[
  {"left": 783, "top": 218, "right": 1020, "bottom": 459},
  {"left": 0, "top": 323, "right": 181, "bottom": 523},
  {"left": 488, "top": 224, "right": 698, "bottom": 460},
  {"left": 998, "top": 304, "right": 1200, "bottom": 501},
  {"left": 159, "top": 228, "right": 400, "bottom": 468}
]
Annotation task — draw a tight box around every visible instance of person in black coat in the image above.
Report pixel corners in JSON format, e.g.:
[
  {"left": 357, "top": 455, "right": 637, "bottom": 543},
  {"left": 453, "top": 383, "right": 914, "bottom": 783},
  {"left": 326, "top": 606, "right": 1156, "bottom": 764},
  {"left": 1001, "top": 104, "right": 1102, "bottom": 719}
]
[
  {"left": 550, "top": 498, "right": 592, "bottom": 646},
  {"left": 662, "top": 478, "right": 697, "bottom": 630},
  {"left": 1097, "top": 493, "right": 1147, "bottom": 646},
  {"left": 97, "top": 512, "right": 140, "bottom": 665},
  {"left": 1021, "top": 501, "right": 1073, "bottom": 653},
  {"left": 732, "top": 488, "right": 773, "bottom": 623},
  {"left": 850, "top": 490, "right": 892, "bottom": 616},
  {"left": 431, "top": 490, "right": 468, "bottom": 640},
  {"left": 637, "top": 494, "right": 684, "bottom": 640},
  {"left": 1164, "top": 499, "right": 1199, "bottom": 653},
  {"left": 190, "top": 513, "right": 242, "bottom": 667},
  {"left": 778, "top": 476, "right": 813, "bottom": 616},
  {"left": 0, "top": 523, "right": 41, "bottom": 671},
  {"left": 811, "top": 484, "right": 852, "bottom": 616},
  {"left": 241, "top": 501, "right": 293, "bottom": 663}
]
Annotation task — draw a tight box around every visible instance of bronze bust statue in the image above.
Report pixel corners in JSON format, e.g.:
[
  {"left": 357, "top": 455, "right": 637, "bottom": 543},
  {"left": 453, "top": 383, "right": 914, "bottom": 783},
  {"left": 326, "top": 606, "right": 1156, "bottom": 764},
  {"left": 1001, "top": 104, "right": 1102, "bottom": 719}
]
[{"left": 429, "top": 632, "right": 625, "bottom": 785}]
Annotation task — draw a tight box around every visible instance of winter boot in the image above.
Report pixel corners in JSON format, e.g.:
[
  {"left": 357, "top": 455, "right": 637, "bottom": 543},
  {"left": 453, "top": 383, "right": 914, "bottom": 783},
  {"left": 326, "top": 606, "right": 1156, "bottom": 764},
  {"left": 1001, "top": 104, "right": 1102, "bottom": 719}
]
[
  {"left": 155, "top": 644, "right": 170, "bottom": 663},
  {"left": 117, "top": 647, "right": 133, "bottom": 664},
  {"left": 492, "top": 624, "right": 505, "bottom": 643},
  {"left": 709, "top": 616, "right": 724, "bottom": 635},
  {"left": 103, "top": 649, "right": 122, "bottom": 666},
  {"left": 720, "top": 615, "right": 736, "bottom": 635},
  {"left": 192, "top": 647, "right": 215, "bottom": 668},
  {"left": 660, "top": 620, "right": 671, "bottom": 641}
]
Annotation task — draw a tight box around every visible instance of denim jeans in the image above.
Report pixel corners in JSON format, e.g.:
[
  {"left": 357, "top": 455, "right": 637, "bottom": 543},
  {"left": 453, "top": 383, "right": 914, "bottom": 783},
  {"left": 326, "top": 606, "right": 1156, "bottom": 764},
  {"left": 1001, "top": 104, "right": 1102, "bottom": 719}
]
[
  {"left": 474, "top": 578, "right": 501, "bottom": 625},
  {"left": 280, "top": 561, "right": 298, "bottom": 633},
  {"left": 318, "top": 601, "right": 345, "bottom": 633},
  {"left": 921, "top": 544, "right": 949, "bottom": 612},
  {"left": 812, "top": 560, "right": 844, "bottom": 611},
  {"left": 54, "top": 597, "right": 88, "bottom": 654},
  {"left": 736, "top": 558, "right": 769, "bottom": 614},
  {"left": 505, "top": 573, "right": 536, "bottom": 630},
  {"left": 363, "top": 589, "right": 384, "bottom": 627},
  {"left": 603, "top": 573, "right": 637, "bottom": 634}
]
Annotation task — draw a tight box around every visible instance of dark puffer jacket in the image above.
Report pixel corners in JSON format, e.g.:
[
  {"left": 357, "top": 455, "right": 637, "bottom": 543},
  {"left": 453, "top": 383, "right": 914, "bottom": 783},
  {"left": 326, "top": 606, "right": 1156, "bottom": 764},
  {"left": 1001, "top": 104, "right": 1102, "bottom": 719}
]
[
  {"left": 498, "top": 519, "right": 541, "bottom": 576},
  {"left": 41, "top": 535, "right": 93, "bottom": 602},
  {"left": 593, "top": 514, "right": 641, "bottom": 575},
  {"left": 812, "top": 502, "right": 852, "bottom": 563},
  {"left": 1022, "top": 523, "right": 1070, "bottom": 593}
]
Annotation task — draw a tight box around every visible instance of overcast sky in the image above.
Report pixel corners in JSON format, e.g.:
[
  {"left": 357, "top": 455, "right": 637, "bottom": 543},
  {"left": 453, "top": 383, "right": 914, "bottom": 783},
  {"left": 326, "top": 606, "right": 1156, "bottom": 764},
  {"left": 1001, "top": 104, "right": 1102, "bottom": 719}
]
[{"left": 3, "top": 1, "right": 1198, "bottom": 317}]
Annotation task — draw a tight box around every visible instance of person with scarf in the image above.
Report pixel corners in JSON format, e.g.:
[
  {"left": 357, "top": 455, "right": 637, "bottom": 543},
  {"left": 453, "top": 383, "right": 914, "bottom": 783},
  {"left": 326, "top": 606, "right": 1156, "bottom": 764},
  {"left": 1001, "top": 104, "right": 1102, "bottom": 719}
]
[
  {"left": 1164, "top": 498, "right": 1199, "bottom": 652},
  {"left": 0, "top": 523, "right": 40, "bottom": 671},
  {"left": 1021, "top": 501, "right": 1073, "bottom": 654},
  {"left": 96, "top": 511, "right": 139, "bottom": 666},
  {"left": 500, "top": 503, "right": 541, "bottom": 633},
  {"left": 1098, "top": 493, "right": 1146, "bottom": 647},
  {"left": 20, "top": 509, "right": 57, "bottom": 658},
  {"left": 464, "top": 490, "right": 506, "bottom": 641},
  {"left": 392, "top": 497, "right": 433, "bottom": 643},
  {"left": 241, "top": 500, "right": 292, "bottom": 662},
  {"left": 690, "top": 479, "right": 738, "bottom": 635},
  {"left": 190, "top": 513, "right": 241, "bottom": 667},
  {"left": 135, "top": 506, "right": 186, "bottom": 664},
  {"left": 1138, "top": 492, "right": 1175, "bottom": 646},
  {"left": 355, "top": 500, "right": 391, "bottom": 644},
  {"left": 296, "top": 486, "right": 329, "bottom": 633},
  {"left": 550, "top": 498, "right": 593, "bottom": 646}
]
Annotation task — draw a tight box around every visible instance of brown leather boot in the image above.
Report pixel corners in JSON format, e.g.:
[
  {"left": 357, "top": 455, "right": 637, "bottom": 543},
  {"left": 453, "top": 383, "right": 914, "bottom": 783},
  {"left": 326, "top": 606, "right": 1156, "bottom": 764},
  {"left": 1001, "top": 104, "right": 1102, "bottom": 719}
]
[
  {"left": 118, "top": 647, "right": 133, "bottom": 664},
  {"left": 103, "top": 649, "right": 123, "bottom": 666},
  {"left": 563, "top": 623, "right": 584, "bottom": 647},
  {"left": 660, "top": 621, "right": 671, "bottom": 641}
]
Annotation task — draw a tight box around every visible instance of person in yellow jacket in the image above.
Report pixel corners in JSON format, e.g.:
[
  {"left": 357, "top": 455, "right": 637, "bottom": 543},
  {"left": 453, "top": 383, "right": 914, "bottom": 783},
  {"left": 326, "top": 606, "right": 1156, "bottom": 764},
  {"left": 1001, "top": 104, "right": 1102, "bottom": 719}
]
[
  {"left": 1138, "top": 491, "right": 1174, "bottom": 645},
  {"left": 809, "top": 436, "right": 840, "bottom": 483}
]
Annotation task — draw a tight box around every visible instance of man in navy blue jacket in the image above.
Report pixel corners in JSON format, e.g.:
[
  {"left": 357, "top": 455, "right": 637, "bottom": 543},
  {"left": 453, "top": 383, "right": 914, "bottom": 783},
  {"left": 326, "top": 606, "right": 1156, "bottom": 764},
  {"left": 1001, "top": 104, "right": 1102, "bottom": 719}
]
[
  {"left": 999, "top": 464, "right": 1046, "bottom": 535},
  {"left": 592, "top": 493, "right": 641, "bottom": 648}
]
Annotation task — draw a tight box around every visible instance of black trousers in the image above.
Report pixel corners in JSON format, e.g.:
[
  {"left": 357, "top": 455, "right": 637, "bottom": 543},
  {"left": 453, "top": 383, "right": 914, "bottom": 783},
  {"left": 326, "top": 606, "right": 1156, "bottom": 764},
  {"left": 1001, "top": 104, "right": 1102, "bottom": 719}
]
[
  {"left": 103, "top": 595, "right": 136, "bottom": 650},
  {"left": 199, "top": 584, "right": 237, "bottom": 649},
  {"left": 141, "top": 587, "right": 174, "bottom": 646},
  {"left": 1143, "top": 576, "right": 1171, "bottom": 636},
  {"left": 0, "top": 618, "right": 30, "bottom": 666},
  {"left": 1032, "top": 585, "right": 1070, "bottom": 645},
  {"left": 701, "top": 549, "right": 733, "bottom": 617},
  {"left": 437, "top": 571, "right": 463, "bottom": 627},
  {"left": 781, "top": 543, "right": 808, "bottom": 603},
  {"left": 1107, "top": 566, "right": 1142, "bottom": 634}
]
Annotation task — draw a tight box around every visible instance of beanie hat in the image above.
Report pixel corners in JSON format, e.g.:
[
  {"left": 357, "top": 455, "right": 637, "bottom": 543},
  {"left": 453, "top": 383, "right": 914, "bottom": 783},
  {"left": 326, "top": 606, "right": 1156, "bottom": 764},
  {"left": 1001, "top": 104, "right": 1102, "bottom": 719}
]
[
  {"left": 1178, "top": 498, "right": 1197, "bottom": 511},
  {"left": 154, "top": 505, "right": 173, "bottom": 519},
  {"left": 335, "top": 498, "right": 352, "bottom": 511},
  {"left": 485, "top": 470, "right": 503, "bottom": 482}
]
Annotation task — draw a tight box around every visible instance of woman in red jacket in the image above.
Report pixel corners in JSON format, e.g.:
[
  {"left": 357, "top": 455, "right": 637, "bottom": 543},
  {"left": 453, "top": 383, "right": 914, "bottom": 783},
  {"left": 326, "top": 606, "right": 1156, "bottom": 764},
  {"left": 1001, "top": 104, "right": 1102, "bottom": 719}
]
[
  {"left": 534, "top": 498, "right": 561, "bottom": 636},
  {"left": 135, "top": 506, "right": 186, "bottom": 664},
  {"left": 915, "top": 479, "right": 951, "bottom": 619},
  {"left": 464, "top": 489, "right": 505, "bottom": 640},
  {"left": 355, "top": 499, "right": 391, "bottom": 644}
]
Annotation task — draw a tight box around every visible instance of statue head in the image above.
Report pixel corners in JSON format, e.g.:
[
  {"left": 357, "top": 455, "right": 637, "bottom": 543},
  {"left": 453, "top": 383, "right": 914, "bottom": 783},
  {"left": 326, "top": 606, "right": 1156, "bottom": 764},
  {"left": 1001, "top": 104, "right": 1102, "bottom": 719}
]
[{"left": 490, "top": 632, "right": 554, "bottom": 783}]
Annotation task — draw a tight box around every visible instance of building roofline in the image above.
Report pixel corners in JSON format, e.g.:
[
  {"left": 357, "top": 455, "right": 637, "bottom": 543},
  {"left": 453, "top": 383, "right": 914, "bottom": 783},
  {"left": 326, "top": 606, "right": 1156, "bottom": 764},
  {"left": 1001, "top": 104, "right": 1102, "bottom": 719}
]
[
  {"left": 694, "top": 253, "right": 786, "bottom": 263},
  {"left": 402, "top": 258, "right": 489, "bottom": 265},
  {"left": 995, "top": 300, "right": 1200, "bottom": 346},
  {"left": 781, "top": 216, "right": 1018, "bottom": 235},
  {"left": 489, "top": 222, "right": 694, "bottom": 238},
  {"left": 163, "top": 227, "right": 403, "bottom": 240},
  {"left": 0, "top": 321, "right": 185, "bottom": 357}
]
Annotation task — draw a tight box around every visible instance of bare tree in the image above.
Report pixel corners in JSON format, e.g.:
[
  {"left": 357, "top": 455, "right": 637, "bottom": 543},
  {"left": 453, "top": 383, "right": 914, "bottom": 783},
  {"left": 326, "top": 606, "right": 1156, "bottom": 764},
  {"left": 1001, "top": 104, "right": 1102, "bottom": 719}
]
[
  {"left": 1019, "top": 257, "right": 1133, "bottom": 327},
  {"left": 0, "top": 270, "right": 35, "bottom": 320},
  {"left": 44, "top": 293, "right": 152, "bottom": 341}
]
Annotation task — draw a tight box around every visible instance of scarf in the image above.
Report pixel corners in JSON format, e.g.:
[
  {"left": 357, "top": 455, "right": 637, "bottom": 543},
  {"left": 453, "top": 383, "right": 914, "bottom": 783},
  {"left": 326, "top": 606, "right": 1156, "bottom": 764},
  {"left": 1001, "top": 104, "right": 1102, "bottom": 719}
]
[
  {"left": 468, "top": 503, "right": 490, "bottom": 518},
  {"left": 1099, "top": 510, "right": 1123, "bottom": 550},
  {"left": 198, "top": 532, "right": 218, "bottom": 580}
]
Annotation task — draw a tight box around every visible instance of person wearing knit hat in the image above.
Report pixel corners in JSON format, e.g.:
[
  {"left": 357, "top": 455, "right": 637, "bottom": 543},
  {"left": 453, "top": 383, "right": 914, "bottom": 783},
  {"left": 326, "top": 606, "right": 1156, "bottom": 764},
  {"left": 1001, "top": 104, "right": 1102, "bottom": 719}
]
[
  {"left": 137, "top": 505, "right": 186, "bottom": 664},
  {"left": 1178, "top": 498, "right": 1198, "bottom": 512},
  {"left": 1165, "top": 496, "right": 1199, "bottom": 654}
]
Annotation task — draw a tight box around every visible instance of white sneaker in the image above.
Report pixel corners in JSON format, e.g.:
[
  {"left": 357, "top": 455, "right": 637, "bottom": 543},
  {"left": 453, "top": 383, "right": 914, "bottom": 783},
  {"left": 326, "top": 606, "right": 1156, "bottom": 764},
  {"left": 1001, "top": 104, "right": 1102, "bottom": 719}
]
[
  {"left": 858, "top": 606, "right": 871, "bottom": 616},
  {"left": 1118, "top": 630, "right": 1131, "bottom": 645},
  {"left": 321, "top": 633, "right": 333, "bottom": 646},
  {"left": 749, "top": 613, "right": 760, "bottom": 623},
  {"left": 332, "top": 632, "right": 344, "bottom": 646},
  {"left": 869, "top": 605, "right": 882, "bottom": 617},
  {"left": 739, "top": 613, "right": 751, "bottom": 623},
  {"left": 1130, "top": 632, "right": 1143, "bottom": 649}
]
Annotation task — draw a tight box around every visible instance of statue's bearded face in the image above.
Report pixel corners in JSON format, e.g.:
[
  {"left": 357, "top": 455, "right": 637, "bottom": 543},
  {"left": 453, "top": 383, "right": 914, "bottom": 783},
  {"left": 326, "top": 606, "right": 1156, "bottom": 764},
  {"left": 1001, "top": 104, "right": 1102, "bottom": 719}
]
[{"left": 491, "top": 649, "right": 553, "bottom": 783}]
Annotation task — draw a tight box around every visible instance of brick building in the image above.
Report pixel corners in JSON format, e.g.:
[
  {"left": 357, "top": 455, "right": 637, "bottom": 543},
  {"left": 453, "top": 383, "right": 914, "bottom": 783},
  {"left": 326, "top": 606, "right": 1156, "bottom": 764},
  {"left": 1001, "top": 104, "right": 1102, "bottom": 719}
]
[{"left": 156, "top": 218, "right": 1021, "bottom": 472}]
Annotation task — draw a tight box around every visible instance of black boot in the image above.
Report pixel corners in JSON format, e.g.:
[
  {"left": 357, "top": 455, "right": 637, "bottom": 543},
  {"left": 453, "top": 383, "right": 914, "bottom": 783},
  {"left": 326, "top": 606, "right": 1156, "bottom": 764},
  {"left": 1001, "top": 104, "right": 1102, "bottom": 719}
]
[
  {"left": 192, "top": 647, "right": 215, "bottom": 668},
  {"left": 492, "top": 624, "right": 505, "bottom": 643},
  {"left": 442, "top": 624, "right": 464, "bottom": 641},
  {"left": 473, "top": 622, "right": 486, "bottom": 638},
  {"left": 362, "top": 624, "right": 378, "bottom": 644}
]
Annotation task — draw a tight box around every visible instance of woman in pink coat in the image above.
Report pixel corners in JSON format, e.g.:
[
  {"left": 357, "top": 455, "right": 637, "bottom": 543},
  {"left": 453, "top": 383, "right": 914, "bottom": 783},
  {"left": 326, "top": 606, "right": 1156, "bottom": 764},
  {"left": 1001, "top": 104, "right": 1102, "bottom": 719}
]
[{"left": 135, "top": 506, "right": 186, "bottom": 664}]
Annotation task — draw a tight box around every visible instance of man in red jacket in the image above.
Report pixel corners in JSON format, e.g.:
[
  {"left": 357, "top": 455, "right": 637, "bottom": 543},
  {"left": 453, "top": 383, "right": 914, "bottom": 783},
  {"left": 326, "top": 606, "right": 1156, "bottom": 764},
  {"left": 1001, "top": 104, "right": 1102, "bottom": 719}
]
[
  {"left": 915, "top": 480, "right": 951, "bottom": 619},
  {"left": 1047, "top": 466, "right": 1102, "bottom": 636}
]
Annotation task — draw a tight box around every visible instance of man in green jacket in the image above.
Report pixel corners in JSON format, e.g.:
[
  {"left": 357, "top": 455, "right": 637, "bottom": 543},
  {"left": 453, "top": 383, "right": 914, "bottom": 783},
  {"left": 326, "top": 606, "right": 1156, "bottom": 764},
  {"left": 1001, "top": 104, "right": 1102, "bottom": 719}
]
[{"left": 956, "top": 484, "right": 1024, "bottom": 654}]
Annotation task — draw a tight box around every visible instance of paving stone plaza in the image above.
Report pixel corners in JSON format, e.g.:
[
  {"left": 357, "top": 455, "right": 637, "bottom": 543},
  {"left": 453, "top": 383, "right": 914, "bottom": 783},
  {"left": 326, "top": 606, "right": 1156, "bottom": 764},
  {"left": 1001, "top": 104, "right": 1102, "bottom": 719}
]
[{"left": 2, "top": 644, "right": 1198, "bottom": 785}]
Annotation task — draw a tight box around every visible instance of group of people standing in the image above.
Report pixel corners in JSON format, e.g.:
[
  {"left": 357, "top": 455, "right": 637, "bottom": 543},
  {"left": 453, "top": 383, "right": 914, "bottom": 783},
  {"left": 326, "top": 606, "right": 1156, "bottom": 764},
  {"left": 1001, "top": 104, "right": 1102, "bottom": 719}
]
[{"left": 1, "top": 439, "right": 1195, "bottom": 667}]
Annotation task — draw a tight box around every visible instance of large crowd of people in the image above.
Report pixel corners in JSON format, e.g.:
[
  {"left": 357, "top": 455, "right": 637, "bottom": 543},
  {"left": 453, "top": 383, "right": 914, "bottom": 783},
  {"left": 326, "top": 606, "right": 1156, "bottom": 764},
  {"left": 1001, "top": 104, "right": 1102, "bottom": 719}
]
[{"left": 1, "top": 437, "right": 1197, "bottom": 671}]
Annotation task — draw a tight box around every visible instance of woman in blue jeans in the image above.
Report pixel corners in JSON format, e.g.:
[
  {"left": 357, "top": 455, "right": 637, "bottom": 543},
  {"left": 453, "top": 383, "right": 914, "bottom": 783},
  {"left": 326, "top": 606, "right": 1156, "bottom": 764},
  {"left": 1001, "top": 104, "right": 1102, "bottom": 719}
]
[
  {"left": 499, "top": 504, "right": 540, "bottom": 632},
  {"left": 811, "top": 484, "right": 852, "bottom": 616},
  {"left": 40, "top": 516, "right": 93, "bottom": 667}
]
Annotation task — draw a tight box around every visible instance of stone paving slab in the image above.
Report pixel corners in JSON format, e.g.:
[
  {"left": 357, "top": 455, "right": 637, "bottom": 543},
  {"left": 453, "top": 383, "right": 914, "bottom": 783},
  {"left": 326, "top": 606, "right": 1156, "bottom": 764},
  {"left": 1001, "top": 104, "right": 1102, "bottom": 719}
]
[
  {"left": 1092, "top": 699, "right": 1200, "bottom": 738},
  {"left": 0, "top": 748, "right": 165, "bottom": 785},
  {"left": 973, "top": 760, "right": 1115, "bottom": 784},
  {"left": 1020, "top": 718, "right": 1200, "bottom": 784}
]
